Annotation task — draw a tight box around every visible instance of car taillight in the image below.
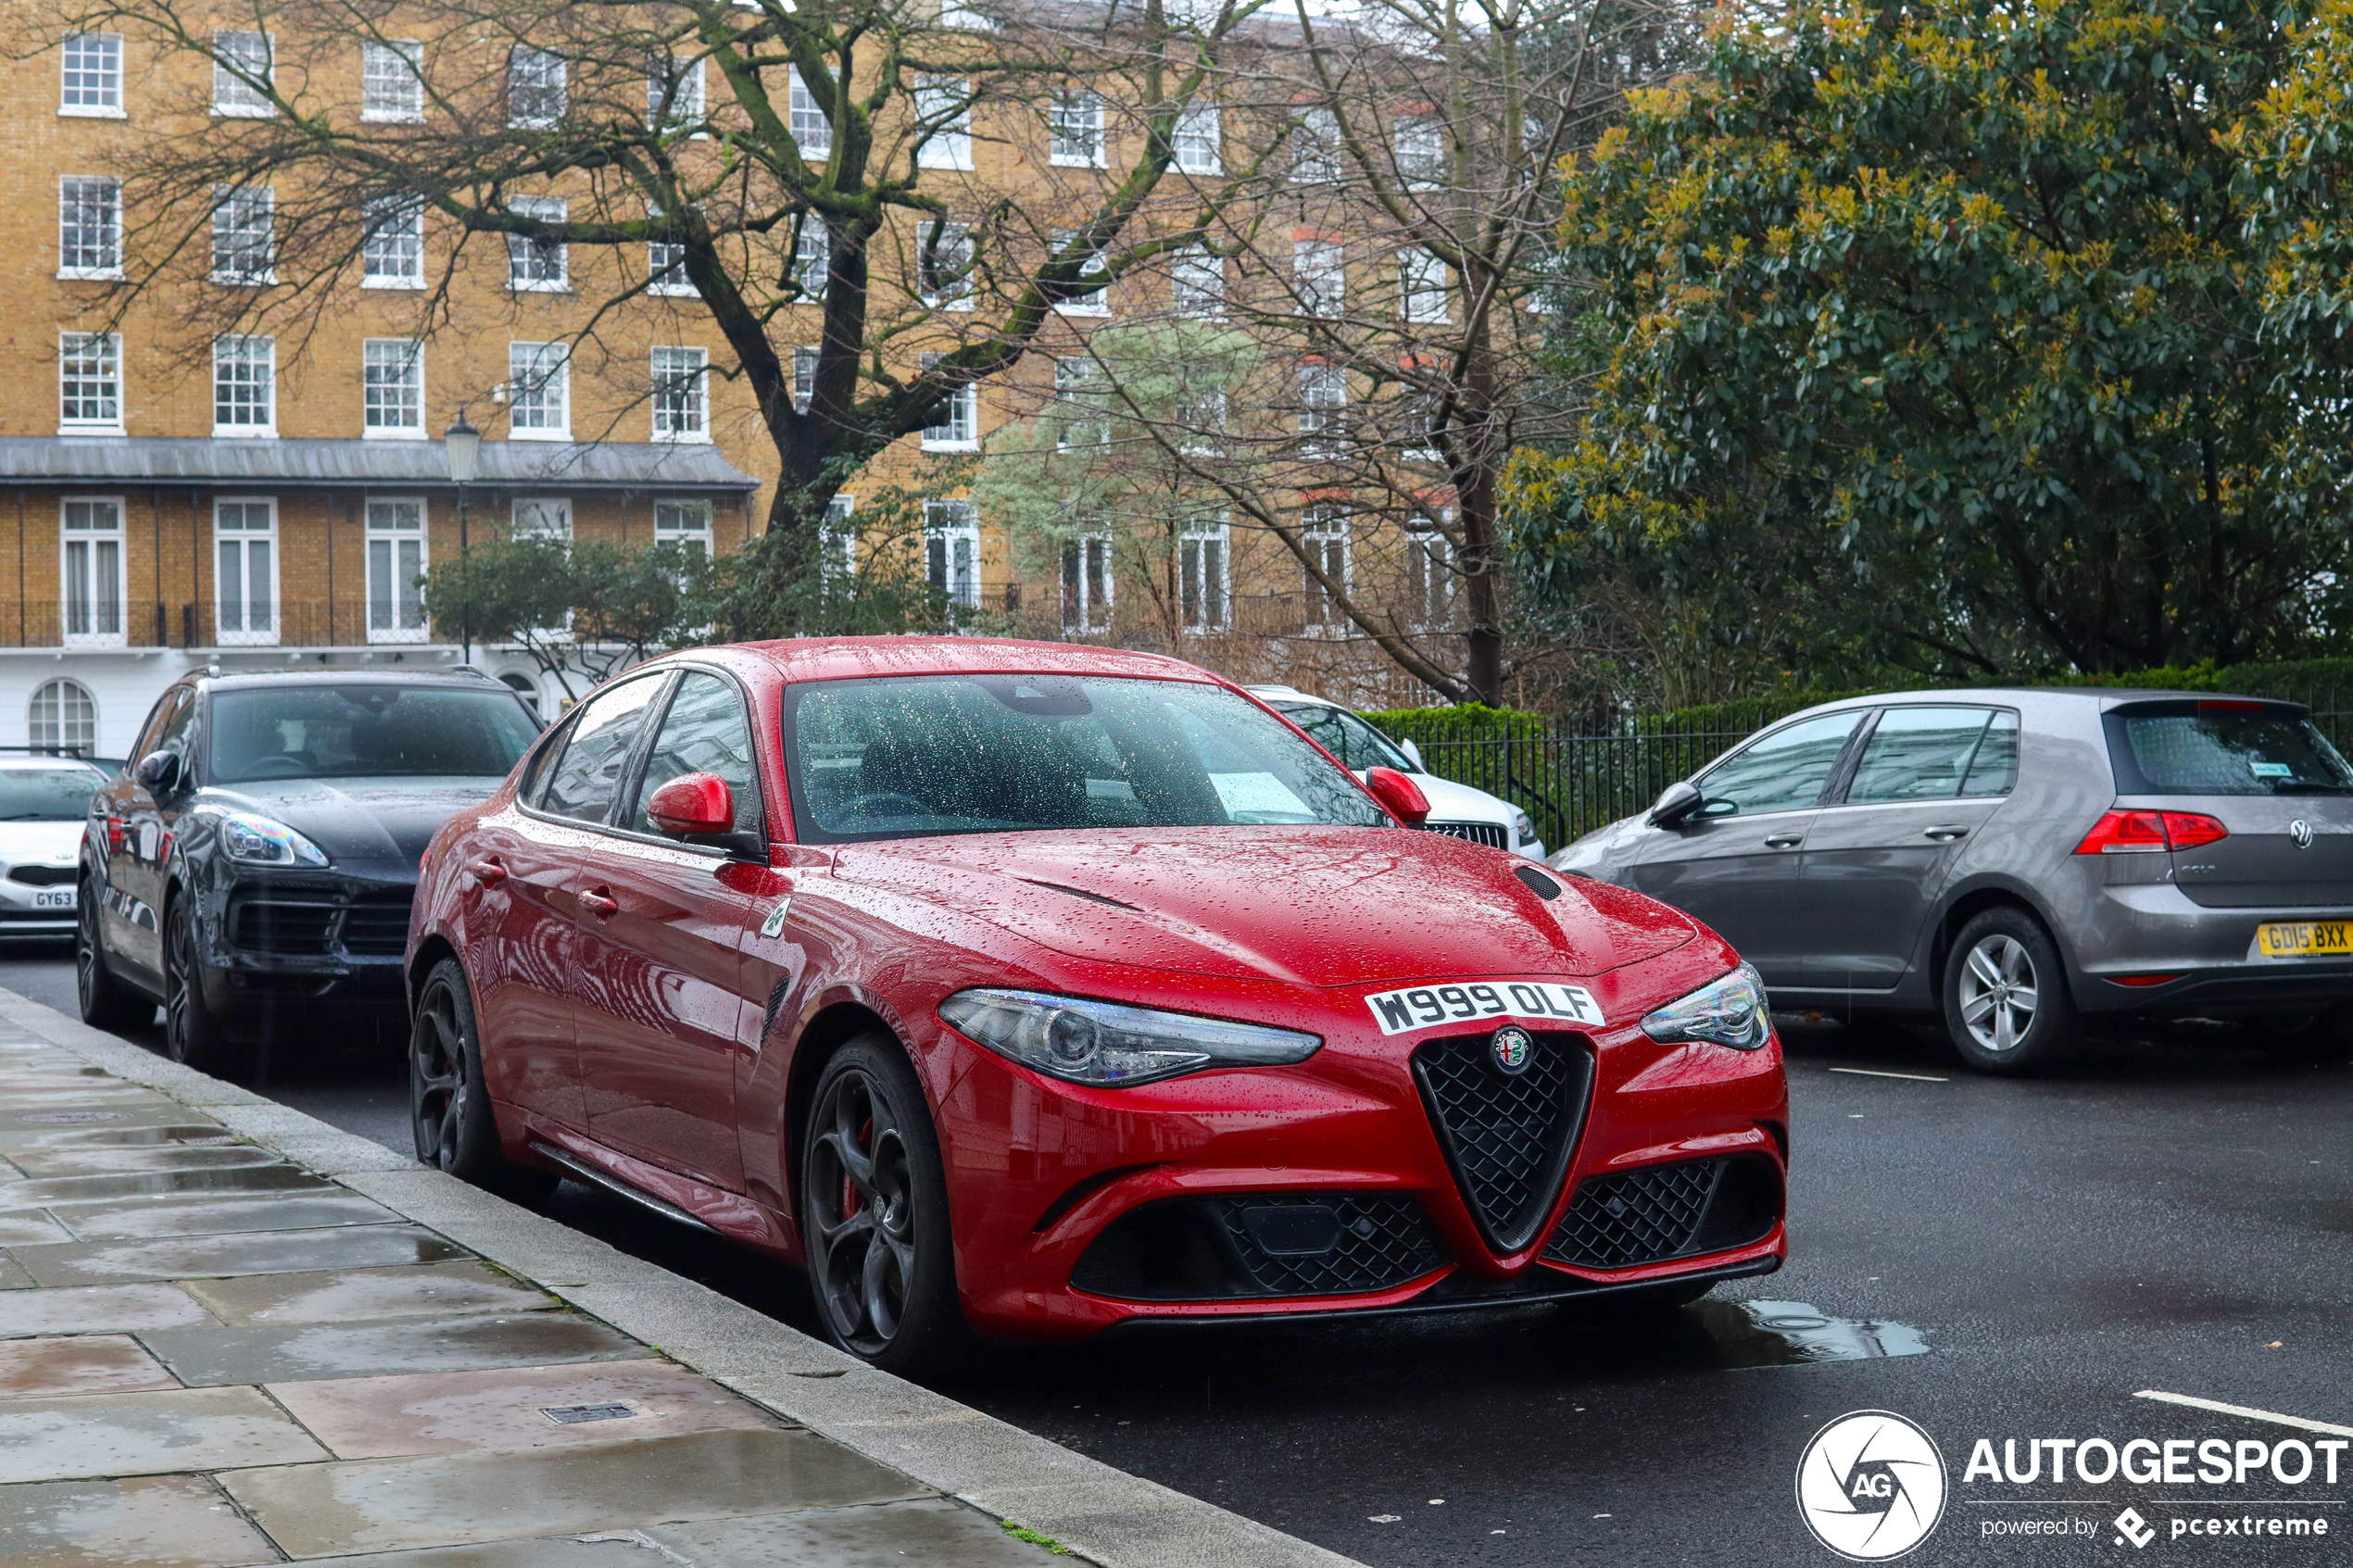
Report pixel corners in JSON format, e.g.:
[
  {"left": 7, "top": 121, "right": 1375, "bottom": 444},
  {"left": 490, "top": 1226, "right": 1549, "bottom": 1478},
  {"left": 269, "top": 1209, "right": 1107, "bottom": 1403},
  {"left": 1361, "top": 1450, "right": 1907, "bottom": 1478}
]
[{"left": 2072, "top": 809, "right": 2229, "bottom": 855}]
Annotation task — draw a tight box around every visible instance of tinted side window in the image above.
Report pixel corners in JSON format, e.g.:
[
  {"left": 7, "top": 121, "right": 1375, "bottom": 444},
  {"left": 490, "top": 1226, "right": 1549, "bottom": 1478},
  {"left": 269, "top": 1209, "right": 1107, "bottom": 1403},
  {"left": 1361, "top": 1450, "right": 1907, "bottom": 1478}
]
[
  {"left": 1699, "top": 712, "right": 1863, "bottom": 817},
  {"left": 1844, "top": 707, "right": 1994, "bottom": 804},
  {"left": 1960, "top": 711, "right": 2020, "bottom": 797},
  {"left": 1278, "top": 705, "right": 1409, "bottom": 771},
  {"left": 632, "top": 672, "right": 761, "bottom": 837},
  {"left": 129, "top": 690, "right": 180, "bottom": 765},
  {"left": 153, "top": 692, "right": 196, "bottom": 767},
  {"left": 537, "top": 677, "right": 668, "bottom": 825}
]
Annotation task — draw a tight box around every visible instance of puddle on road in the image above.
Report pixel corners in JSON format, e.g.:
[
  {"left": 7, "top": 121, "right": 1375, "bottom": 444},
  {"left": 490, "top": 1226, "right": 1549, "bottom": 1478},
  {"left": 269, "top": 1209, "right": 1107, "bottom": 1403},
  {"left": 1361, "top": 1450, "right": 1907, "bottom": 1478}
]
[{"left": 1692, "top": 1298, "right": 1931, "bottom": 1369}]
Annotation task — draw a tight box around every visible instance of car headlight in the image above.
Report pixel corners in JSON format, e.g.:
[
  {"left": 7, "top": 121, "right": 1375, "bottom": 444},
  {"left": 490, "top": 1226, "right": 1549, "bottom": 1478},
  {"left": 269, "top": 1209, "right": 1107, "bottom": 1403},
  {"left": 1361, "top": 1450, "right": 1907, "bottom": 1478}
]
[
  {"left": 1510, "top": 809, "right": 1535, "bottom": 843},
  {"left": 938, "top": 989, "right": 1322, "bottom": 1088},
  {"left": 1640, "top": 963, "right": 1771, "bottom": 1050},
  {"left": 219, "top": 812, "right": 330, "bottom": 868}
]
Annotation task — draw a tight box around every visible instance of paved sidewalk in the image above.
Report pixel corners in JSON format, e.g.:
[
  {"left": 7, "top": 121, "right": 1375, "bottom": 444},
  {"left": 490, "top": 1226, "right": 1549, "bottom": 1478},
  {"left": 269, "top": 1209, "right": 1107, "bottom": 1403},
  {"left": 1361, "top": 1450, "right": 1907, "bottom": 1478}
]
[{"left": 0, "top": 988, "right": 1364, "bottom": 1568}]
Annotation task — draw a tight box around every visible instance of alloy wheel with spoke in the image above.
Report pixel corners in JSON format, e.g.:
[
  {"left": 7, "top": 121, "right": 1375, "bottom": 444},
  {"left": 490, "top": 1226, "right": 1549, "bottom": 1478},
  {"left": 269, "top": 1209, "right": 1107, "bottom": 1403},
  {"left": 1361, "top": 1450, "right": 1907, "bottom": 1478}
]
[
  {"left": 410, "top": 982, "right": 470, "bottom": 1170},
  {"left": 1957, "top": 934, "right": 2040, "bottom": 1053},
  {"left": 806, "top": 1066, "right": 921, "bottom": 1356}
]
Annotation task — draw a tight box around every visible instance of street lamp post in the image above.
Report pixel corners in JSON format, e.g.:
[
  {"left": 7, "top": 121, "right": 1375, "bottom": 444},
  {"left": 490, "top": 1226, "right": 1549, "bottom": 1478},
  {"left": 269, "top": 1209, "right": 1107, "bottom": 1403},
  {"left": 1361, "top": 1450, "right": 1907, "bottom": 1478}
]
[{"left": 444, "top": 413, "right": 480, "bottom": 664}]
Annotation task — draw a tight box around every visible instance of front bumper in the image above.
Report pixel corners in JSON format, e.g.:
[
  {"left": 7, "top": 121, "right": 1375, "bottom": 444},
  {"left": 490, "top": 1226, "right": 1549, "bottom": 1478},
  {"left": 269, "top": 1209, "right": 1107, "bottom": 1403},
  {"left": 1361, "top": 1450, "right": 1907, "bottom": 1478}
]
[
  {"left": 0, "top": 874, "right": 80, "bottom": 936},
  {"left": 193, "top": 866, "right": 416, "bottom": 1041},
  {"left": 934, "top": 1004, "right": 1790, "bottom": 1340}
]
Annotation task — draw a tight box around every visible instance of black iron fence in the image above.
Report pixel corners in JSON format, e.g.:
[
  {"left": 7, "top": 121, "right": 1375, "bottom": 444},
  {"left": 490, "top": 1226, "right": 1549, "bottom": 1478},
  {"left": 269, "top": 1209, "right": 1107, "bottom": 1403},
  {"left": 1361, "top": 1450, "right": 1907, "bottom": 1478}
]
[{"left": 1396, "top": 727, "right": 1747, "bottom": 852}]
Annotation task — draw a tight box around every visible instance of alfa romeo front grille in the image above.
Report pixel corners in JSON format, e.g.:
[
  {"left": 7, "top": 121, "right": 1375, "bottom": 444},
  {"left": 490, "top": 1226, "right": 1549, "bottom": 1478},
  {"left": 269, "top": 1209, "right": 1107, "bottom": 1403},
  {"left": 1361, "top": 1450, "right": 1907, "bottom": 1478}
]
[
  {"left": 1421, "top": 821, "right": 1509, "bottom": 850},
  {"left": 1412, "top": 1031, "right": 1593, "bottom": 1253},
  {"left": 1542, "top": 1155, "right": 1781, "bottom": 1271}
]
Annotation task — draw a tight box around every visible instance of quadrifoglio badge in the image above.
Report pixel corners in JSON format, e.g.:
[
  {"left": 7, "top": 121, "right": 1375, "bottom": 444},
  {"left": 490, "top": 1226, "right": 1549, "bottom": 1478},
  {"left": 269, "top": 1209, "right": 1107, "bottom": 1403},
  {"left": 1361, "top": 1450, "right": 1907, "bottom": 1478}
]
[{"left": 1797, "top": 1408, "right": 2346, "bottom": 1559}]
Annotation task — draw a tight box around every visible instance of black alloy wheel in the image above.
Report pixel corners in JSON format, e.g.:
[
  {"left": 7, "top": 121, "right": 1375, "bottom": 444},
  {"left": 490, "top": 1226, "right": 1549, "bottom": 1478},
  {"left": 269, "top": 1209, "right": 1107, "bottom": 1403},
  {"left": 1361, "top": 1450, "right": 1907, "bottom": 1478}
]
[
  {"left": 800, "top": 1034, "right": 964, "bottom": 1374},
  {"left": 163, "top": 899, "right": 245, "bottom": 1077},
  {"left": 75, "top": 879, "right": 147, "bottom": 1031},
  {"left": 409, "top": 959, "right": 556, "bottom": 1200}
]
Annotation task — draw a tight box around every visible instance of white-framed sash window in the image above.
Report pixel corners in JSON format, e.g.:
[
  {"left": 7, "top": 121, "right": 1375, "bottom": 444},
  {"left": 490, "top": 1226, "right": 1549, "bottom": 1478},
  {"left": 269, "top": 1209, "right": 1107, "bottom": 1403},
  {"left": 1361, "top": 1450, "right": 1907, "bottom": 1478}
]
[
  {"left": 508, "top": 342, "right": 570, "bottom": 439},
  {"left": 361, "top": 40, "right": 423, "bottom": 122},
  {"left": 365, "top": 497, "right": 429, "bottom": 643},
  {"left": 61, "top": 33, "right": 123, "bottom": 117},
  {"left": 1061, "top": 531, "right": 1112, "bottom": 633},
  {"left": 1180, "top": 520, "right": 1229, "bottom": 631},
  {"left": 213, "top": 497, "right": 279, "bottom": 646},
  {"left": 915, "top": 76, "right": 972, "bottom": 169},
  {"left": 60, "top": 497, "right": 126, "bottom": 647},
  {"left": 653, "top": 499, "right": 713, "bottom": 558},
  {"left": 650, "top": 345, "right": 710, "bottom": 442},
  {"left": 362, "top": 196, "right": 423, "bottom": 287},
  {"left": 924, "top": 498, "right": 980, "bottom": 608},
  {"left": 363, "top": 339, "right": 424, "bottom": 435},
  {"left": 59, "top": 332, "right": 122, "bottom": 433},
  {"left": 1301, "top": 505, "right": 1350, "bottom": 630},
  {"left": 920, "top": 352, "right": 977, "bottom": 449},
  {"left": 213, "top": 335, "right": 275, "bottom": 436}
]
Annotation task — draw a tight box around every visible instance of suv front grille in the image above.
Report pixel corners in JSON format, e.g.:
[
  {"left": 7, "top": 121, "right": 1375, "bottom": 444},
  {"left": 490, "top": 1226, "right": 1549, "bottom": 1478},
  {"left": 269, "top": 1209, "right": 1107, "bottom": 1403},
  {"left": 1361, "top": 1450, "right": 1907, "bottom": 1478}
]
[
  {"left": 228, "top": 890, "right": 413, "bottom": 958},
  {"left": 340, "top": 891, "right": 415, "bottom": 955},
  {"left": 1069, "top": 1192, "right": 1446, "bottom": 1301},
  {"left": 5, "top": 865, "right": 75, "bottom": 887},
  {"left": 1421, "top": 821, "right": 1509, "bottom": 850},
  {"left": 1543, "top": 1155, "right": 1781, "bottom": 1271},
  {"left": 230, "top": 898, "right": 338, "bottom": 955},
  {"left": 1412, "top": 1031, "right": 1593, "bottom": 1253}
]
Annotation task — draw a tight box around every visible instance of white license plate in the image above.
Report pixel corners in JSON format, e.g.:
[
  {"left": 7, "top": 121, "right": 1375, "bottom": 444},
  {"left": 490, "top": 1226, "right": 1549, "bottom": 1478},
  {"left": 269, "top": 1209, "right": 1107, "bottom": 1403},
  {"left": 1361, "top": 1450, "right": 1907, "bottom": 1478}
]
[
  {"left": 1363, "top": 979, "right": 1604, "bottom": 1035},
  {"left": 31, "top": 890, "right": 75, "bottom": 910}
]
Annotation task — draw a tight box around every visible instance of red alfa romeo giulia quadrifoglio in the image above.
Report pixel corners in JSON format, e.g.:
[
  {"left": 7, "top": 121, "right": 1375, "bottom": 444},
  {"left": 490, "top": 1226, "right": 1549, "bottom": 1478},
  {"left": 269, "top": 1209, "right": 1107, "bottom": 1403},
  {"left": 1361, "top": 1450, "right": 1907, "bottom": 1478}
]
[{"left": 409, "top": 638, "right": 1788, "bottom": 1371}]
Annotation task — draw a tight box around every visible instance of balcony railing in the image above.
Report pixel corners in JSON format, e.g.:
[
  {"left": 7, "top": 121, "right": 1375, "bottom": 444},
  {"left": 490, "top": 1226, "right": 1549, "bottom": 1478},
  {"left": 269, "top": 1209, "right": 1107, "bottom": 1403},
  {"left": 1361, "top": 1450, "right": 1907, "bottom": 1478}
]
[{"left": 0, "top": 602, "right": 437, "bottom": 651}]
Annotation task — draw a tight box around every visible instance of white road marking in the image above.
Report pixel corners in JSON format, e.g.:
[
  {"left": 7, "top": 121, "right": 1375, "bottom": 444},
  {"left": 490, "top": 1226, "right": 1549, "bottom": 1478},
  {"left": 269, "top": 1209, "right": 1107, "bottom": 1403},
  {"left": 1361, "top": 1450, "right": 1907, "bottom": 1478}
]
[
  {"left": 2134, "top": 1390, "right": 2353, "bottom": 1438},
  {"left": 1827, "top": 1067, "right": 1949, "bottom": 1082}
]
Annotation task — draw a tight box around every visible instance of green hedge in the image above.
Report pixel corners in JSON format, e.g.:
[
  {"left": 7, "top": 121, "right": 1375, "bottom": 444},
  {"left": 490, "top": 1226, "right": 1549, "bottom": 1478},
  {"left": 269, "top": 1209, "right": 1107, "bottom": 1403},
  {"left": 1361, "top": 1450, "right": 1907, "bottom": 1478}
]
[{"left": 1367, "top": 659, "right": 2353, "bottom": 744}]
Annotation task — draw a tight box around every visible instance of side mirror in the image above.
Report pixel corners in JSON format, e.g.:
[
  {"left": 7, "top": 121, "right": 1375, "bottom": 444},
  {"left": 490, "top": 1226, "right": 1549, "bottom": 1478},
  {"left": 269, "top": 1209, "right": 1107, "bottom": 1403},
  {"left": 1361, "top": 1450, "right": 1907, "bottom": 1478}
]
[
  {"left": 1646, "top": 779, "right": 1705, "bottom": 828},
  {"left": 135, "top": 750, "right": 182, "bottom": 794},
  {"left": 1398, "top": 737, "right": 1425, "bottom": 771},
  {"left": 1365, "top": 766, "right": 1431, "bottom": 825},
  {"left": 648, "top": 771, "right": 735, "bottom": 838}
]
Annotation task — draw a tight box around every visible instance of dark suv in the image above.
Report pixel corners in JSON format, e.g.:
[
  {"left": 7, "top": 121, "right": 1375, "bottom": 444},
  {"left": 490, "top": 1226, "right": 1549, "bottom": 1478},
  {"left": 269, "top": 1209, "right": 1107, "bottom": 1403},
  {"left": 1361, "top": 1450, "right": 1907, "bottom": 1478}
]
[
  {"left": 77, "top": 671, "right": 539, "bottom": 1073},
  {"left": 1552, "top": 688, "right": 2353, "bottom": 1072}
]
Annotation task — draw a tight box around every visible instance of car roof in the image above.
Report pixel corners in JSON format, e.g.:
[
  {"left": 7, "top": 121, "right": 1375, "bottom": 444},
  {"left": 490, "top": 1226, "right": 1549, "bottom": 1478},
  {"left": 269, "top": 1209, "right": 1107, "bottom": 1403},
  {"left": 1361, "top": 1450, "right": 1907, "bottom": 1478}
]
[
  {"left": 1242, "top": 684, "right": 1325, "bottom": 706},
  {"left": 0, "top": 754, "right": 107, "bottom": 771},
  {"left": 1784, "top": 685, "right": 2303, "bottom": 722},
  {"left": 183, "top": 669, "right": 510, "bottom": 695},
  {"left": 680, "top": 636, "right": 1227, "bottom": 686}
]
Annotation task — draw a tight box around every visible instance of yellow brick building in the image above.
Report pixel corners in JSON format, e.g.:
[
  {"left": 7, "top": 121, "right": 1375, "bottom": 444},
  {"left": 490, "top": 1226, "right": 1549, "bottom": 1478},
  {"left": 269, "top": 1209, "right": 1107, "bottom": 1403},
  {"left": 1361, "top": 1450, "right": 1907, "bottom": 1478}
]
[{"left": 0, "top": 13, "right": 1458, "bottom": 758}]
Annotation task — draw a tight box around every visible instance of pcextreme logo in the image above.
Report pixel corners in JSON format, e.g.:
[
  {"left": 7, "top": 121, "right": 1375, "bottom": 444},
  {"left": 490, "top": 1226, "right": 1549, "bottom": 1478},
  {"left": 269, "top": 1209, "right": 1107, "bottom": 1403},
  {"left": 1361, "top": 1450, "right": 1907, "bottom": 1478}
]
[{"left": 1795, "top": 1410, "right": 1950, "bottom": 1562}]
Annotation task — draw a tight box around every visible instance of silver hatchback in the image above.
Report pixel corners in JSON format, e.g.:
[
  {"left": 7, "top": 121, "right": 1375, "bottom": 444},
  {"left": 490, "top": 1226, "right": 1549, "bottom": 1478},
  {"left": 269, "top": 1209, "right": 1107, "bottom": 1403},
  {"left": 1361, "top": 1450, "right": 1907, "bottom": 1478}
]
[{"left": 1550, "top": 689, "right": 2353, "bottom": 1072}]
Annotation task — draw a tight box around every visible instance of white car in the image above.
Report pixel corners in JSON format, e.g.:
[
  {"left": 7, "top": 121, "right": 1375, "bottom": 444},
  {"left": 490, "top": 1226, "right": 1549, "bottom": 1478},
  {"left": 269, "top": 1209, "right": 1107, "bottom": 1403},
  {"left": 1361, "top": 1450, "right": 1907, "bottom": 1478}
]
[
  {"left": 1246, "top": 685, "right": 1545, "bottom": 859},
  {"left": 0, "top": 756, "right": 109, "bottom": 940}
]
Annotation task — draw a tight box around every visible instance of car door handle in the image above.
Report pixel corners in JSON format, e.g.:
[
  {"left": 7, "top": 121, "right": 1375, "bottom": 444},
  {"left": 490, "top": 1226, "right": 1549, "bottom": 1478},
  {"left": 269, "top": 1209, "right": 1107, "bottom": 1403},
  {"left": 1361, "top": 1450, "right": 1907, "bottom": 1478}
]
[
  {"left": 580, "top": 886, "right": 620, "bottom": 919},
  {"left": 1763, "top": 833, "right": 1806, "bottom": 849},
  {"left": 466, "top": 857, "right": 507, "bottom": 886},
  {"left": 1921, "top": 825, "right": 1971, "bottom": 842}
]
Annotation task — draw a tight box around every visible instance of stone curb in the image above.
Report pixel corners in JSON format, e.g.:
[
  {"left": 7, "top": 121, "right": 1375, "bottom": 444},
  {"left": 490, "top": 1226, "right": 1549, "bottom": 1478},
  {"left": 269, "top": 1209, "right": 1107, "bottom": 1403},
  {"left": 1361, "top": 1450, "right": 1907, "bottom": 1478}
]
[{"left": 0, "top": 988, "right": 1365, "bottom": 1568}]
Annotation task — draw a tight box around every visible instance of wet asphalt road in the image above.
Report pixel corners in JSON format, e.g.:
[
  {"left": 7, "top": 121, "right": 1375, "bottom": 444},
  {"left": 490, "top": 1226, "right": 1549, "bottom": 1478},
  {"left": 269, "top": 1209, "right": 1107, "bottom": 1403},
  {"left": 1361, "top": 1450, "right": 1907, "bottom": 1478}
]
[{"left": 6, "top": 938, "right": 2351, "bottom": 1567}]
